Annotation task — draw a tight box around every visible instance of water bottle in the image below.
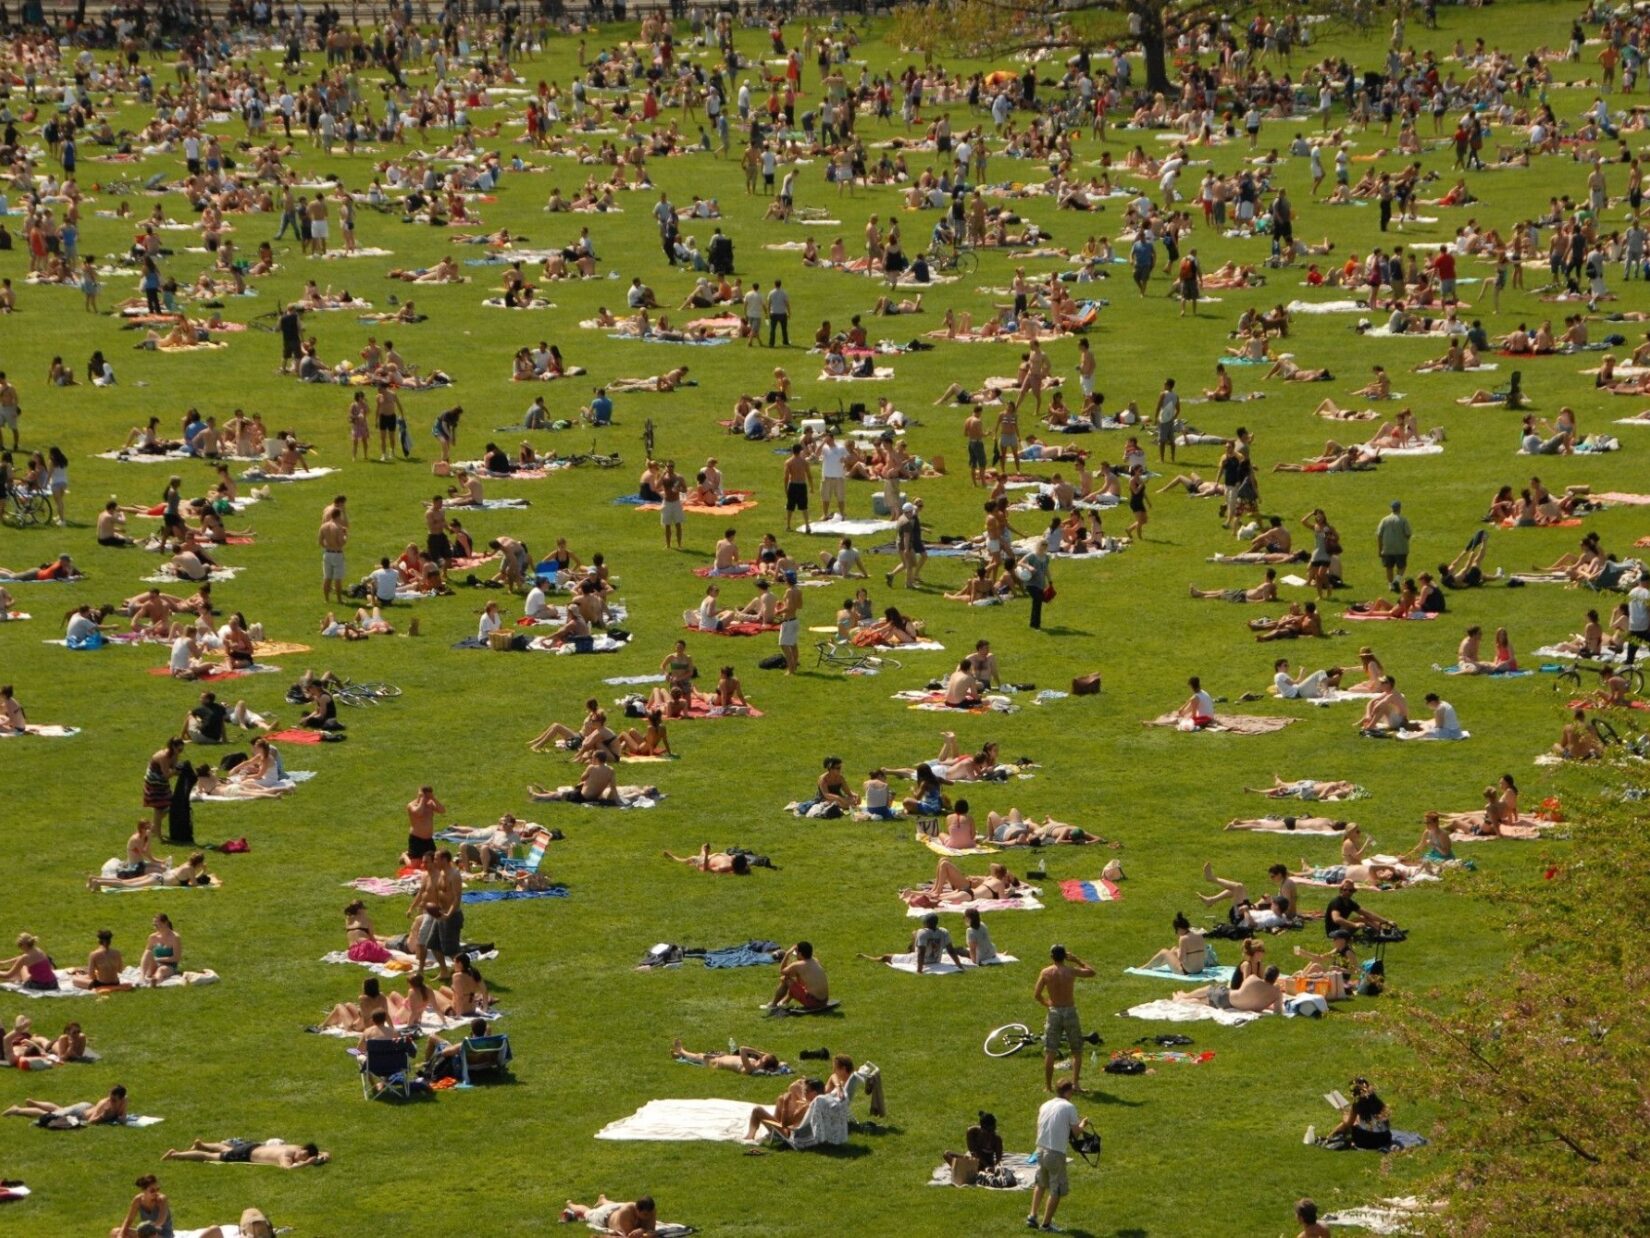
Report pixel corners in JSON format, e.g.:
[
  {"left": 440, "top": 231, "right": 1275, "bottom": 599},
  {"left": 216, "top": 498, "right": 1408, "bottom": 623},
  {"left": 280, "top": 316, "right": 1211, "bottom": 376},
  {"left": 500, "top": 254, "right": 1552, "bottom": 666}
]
[
  {"left": 1303, "top": 1124, "right": 1316, "bottom": 1145},
  {"left": 728, "top": 1037, "right": 738, "bottom": 1055},
  {"left": 1088, "top": 1048, "right": 1098, "bottom": 1073}
]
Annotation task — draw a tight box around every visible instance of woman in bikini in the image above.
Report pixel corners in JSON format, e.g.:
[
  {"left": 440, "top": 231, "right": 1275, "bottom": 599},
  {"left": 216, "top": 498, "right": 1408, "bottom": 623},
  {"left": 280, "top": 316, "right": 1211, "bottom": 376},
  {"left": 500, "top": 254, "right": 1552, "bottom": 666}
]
[
  {"left": 140, "top": 913, "right": 182, "bottom": 986},
  {"left": 904, "top": 859, "right": 1026, "bottom": 906},
  {"left": 319, "top": 976, "right": 390, "bottom": 1033},
  {"left": 615, "top": 710, "right": 672, "bottom": 758},
  {"left": 1139, "top": 913, "right": 1209, "bottom": 975}
]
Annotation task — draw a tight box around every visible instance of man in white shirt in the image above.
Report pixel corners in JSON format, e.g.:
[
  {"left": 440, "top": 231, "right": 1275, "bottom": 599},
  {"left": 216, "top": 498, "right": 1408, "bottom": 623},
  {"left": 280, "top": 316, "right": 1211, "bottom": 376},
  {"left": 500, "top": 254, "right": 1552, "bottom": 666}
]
[
  {"left": 1029, "top": 1079, "right": 1090, "bottom": 1231},
  {"left": 1176, "top": 675, "right": 1216, "bottom": 727},
  {"left": 369, "top": 557, "right": 401, "bottom": 605},
  {"left": 1626, "top": 580, "right": 1650, "bottom": 665},
  {"left": 817, "top": 431, "right": 848, "bottom": 519},
  {"left": 524, "top": 577, "right": 551, "bottom": 620}
]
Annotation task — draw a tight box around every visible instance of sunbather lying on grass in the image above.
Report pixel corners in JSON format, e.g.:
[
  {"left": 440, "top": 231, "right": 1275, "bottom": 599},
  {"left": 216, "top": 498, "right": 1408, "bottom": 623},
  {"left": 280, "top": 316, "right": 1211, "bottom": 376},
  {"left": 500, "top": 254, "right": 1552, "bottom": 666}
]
[
  {"left": 1172, "top": 965, "right": 1286, "bottom": 1013},
  {"left": 663, "top": 845, "right": 750, "bottom": 874},
  {"left": 671, "top": 1038, "right": 785, "bottom": 1073},
  {"left": 163, "top": 1138, "right": 329, "bottom": 1167},
  {"left": 86, "top": 852, "right": 213, "bottom": 892},
  {"left": 986, "top": 808, "right": 1093, "bottom": 845},
  {"left": 902, "top": 859, "right": 1028, "bottom": 906},
  {"left": 561, "top": 1195, "right": 659, "bottom": 1236}
]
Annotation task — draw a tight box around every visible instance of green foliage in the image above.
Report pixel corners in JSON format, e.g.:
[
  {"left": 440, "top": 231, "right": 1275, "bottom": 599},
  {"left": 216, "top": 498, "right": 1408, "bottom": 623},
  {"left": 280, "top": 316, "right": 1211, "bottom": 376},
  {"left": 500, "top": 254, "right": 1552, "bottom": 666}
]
[{"left": 1391, "top": 773, "right": 1650, "bottom": 1235}]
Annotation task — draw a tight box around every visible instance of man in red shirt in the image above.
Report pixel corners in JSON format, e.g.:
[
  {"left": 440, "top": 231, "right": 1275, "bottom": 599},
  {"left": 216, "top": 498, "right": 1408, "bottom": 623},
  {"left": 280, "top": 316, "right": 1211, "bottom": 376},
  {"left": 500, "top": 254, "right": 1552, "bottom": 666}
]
[{"left": 1431, "top": 245, "right": 1457, "bottom": 302}]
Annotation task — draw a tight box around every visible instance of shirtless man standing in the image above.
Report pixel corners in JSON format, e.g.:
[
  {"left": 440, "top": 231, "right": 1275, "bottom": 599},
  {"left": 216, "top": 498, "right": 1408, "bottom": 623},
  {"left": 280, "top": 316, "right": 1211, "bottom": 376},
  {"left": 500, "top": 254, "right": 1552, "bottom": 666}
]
[
  {"left": 405, "top": 785, "right": 444, "bottom": 865},
  {"left": 319, "top": 509, "right": 348, "bottom": 604},
  {"left": 963, "top": 407, "right": 987, "bottom": 486},
  {"left": 411, "top": 849, "right": 463, "bottom": 982},
  {"left": 777, "top": 572, "right": 803, "bottom": 675},
  {"left": 767, "top": 940, "right": 828, "bottom": 1012},
  {"left": 782, "top": 445, "right": 812, "bottom": 534},
  {"left": 375, "top": 385, "right": 403, "bottom": 461},
  {"left": 425, "top": 495, "right": 452, "bottom": 565},
  {"left": 1034, "top": 944, "right": 1095, "bottom": 1092},
  {"left": 306, "top": 193, "right": 330, "bottom": 256}
]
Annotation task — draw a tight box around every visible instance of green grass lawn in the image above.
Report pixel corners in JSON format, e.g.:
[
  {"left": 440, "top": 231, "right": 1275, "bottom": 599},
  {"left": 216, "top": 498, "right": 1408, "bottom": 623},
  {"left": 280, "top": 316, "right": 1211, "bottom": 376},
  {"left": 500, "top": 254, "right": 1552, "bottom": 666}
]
[{"left": 1, "top": 5, "right": 1641, "bottom": 1234}]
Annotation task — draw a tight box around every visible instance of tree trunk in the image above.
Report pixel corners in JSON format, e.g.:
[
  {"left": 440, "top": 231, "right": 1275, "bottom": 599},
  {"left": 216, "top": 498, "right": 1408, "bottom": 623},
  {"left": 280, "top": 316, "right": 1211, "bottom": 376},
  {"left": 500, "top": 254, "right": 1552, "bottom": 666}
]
[{"left": 1130, "top": 0, "right": 1172, "bottom": 96}]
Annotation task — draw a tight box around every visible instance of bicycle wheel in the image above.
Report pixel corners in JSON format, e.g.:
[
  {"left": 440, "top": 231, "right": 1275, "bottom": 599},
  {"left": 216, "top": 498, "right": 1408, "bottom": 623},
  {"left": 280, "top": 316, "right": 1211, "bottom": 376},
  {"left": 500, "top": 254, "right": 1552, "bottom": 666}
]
[
  {"left": 984, "top": 1023, "right": 1034, "bottom": 1058},
  {"left": 24, "top": 494, "right": 51, "bottom": 526},
  {"left": 867, "top": 654, "right": 902, "bottom": 671},
  {"left": 355, "top": 682, "right": 401, "bottom": 699},
  {"left": 953, "top": 250, "right": 979, "bottom": 276},
  {"left": 1625, "top": 668, "right": 1646, "bottom": 696},
  {"left": 1554, "top": 669, "right": 1581, "bottom": 692}
]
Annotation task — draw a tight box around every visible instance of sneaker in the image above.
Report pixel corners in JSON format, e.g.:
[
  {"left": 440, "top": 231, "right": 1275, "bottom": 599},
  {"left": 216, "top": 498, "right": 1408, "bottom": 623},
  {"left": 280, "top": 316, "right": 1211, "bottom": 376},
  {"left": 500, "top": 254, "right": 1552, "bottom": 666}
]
[
  {"left": 1041, "top": 1225, "right": 1063, "bottom": 1233},
  {"left": 1025, "top": 1217, "right": 1039, "bottom": 1229}
]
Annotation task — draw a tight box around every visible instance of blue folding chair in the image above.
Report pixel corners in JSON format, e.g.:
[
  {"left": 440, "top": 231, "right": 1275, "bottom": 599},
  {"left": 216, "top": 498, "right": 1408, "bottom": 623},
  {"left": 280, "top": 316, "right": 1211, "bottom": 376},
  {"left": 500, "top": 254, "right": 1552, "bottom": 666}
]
[{"left": 359, "top": 1037, "right": 416, "bottom": 1100}]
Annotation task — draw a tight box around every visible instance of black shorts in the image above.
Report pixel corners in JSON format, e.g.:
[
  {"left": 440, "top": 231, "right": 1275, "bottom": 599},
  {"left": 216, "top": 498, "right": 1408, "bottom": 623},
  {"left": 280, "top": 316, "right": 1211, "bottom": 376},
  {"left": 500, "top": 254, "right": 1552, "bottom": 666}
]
[
  {"left": 786, "top": 481, "right": 808, "bottom": 512},
  {"left": 220, "top": 1139, "right": 255, "bottom": 1163},
  {"left": 1380, "top": 553, "right": 1407, "bottom": 571},
  {"left": 186, "top": 158, "right": 202, "bottom": 174},
  {"left": 377, "top": 413, "right": 397, "bottom": 431},
  {"left": 427, "top": 532, "right": 452, "bottom": 561},
  {"left": 407, "top": 833, "right": 435, "bottom": 859},
  {"left": 283, "top": 337, "right": 301, "bottom": 359},
  {"left": 967, "top": 439, "right": 987, "bottom": 467}
]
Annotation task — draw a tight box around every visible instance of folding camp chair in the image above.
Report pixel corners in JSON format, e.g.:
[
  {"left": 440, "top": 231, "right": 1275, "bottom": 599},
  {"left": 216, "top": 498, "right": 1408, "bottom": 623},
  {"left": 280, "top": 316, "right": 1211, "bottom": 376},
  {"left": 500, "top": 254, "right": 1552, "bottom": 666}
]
[
  {"left": 496, "top": 837, "right": 547, "bottom": 879},
  {"left": 457, "top": 1033, "right": 514, "bottom": 1085},
  {"left": 359, "top": 1037, "right": 416, "bottom": 1100},
  {"left": 841, "top": 1061, "right": 887, "bottom": 1123}
]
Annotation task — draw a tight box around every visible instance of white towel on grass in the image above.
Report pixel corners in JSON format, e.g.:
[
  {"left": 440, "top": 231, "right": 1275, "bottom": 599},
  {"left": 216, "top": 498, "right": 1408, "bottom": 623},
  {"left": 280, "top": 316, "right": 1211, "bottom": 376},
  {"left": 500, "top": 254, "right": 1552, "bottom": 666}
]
[
  {"left": 1121, "top": 999, "right": 1260, "bottom": 1027},
  {"left": 882, "top": 951, "right": 1017, "bottom": 974},
  {"left": 2, "top": 967, "right": 218, "bottom": 998},
  {"left": 798, "top": 518, "right": 897, "bottom": 536},
  {"left": 595, "top": 1098, "right": 756, "bottom": 1143}
]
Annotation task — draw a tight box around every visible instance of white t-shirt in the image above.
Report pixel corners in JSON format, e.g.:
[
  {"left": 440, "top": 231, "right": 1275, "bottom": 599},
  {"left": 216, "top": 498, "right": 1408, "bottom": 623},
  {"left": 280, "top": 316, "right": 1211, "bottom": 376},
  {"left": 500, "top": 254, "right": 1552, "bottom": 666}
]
[
  {"left": 524, "top": 585, "right": 547, "bottom": 617},
  {"left": 1432, "top": 700, "right": 1462, "bottom": 737},
  {"left": 913, "top": 926, "right": 953, "bottom": 966},
  {"left": 743, "top": 409, "right": 764, "bottom": 437},
  {"left": 1273, "top": 671, "right": 1301, "bottom": 700},
  {"left": 966, "top": 922, "right": 997, "bottom": 964},
  {"left": 744, "top": 290, "right": 764, "bottom": 320},
  {"left": 477, "top": 610, "right": 502, "bottom": 641},
  {"left": 66, "top": 613, "right": 98, "bottom": 643},
  {"left": 370, "top": 567, "right": 400, "bottom": 602},
  {"left": 834, "top": 546, "right": 862, "bottom": 576},
  {"left": 819, "top": 443, "right": 848, "bottom": 479},
  {"left": 1628, "top": 583, "right": 1649, "bottom": 631},
  {"left": 1035, "top": 1096, "right": 1080, "bottom": 1153},
  {"left": 1191, "top": 689, "right": 1215, "bottom": 717},
  {"left": 169, "top": 637, "right": 193, "bottom": 673}
]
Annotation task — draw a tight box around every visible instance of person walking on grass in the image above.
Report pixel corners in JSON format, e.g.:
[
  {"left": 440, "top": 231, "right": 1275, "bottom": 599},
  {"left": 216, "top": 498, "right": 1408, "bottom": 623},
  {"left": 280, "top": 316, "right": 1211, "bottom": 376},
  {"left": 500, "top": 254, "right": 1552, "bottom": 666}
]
[
  {"left": 1376, "top": 499, "right": 1413, "bottom": 592},
  {"left": 1028, "top": 1078, "right": 1091, "bottom": 1233}
]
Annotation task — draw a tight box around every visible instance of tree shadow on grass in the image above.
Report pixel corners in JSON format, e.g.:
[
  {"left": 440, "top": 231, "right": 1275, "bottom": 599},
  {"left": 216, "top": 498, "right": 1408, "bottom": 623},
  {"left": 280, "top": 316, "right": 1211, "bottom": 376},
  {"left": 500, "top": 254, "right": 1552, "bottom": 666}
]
[{"left": 1078, "top": 1087, "right": 1144, "bottom": 1109}]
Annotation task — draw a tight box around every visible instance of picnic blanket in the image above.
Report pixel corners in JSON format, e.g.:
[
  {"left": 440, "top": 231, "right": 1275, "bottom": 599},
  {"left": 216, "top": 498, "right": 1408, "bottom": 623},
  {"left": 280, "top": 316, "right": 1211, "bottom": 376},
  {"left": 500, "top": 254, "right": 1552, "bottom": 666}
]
[
  {"left": 537, "top": 785, "right": 660, "bottom": 808},
  {"left": 903, "top": 894, "right": 1043, "bottom": 917},
  {"left": 321, "top": 947, "right": 501, "bottom": 979},
  {"left": 460, "top": 886, "right": 570, "bottom": 904},
  {"left": 239, "top": 466, "right": 337, "bottom": 483},
  {"left": 1144, "top": 712, "right": 1295, "bottom": 734},
  {"left": 797, "top": 517, "right": 898, "bottom": 536},
  {"left": 1225, "top": 817, "right": 1354, "bottom": 835},
  {"left": 0, "top": 725, "right": 80, "bottom": 738},
  {"left": 1060, "top": 878, "right": 1123, "bottom": 903},
  {"left": 893, "top": 690, "right": 1020, "bottom": 714},
  {"left": 1440, "top": 666, "right": 1534, "bottom": 678},
  {"left": 1320, "top": 1197, "right": 1438, "bottom": 1234},
  {"left": 2, "top": 967, "right": 219, "bottom": 998},
  {"left": 926, "top": 1153, "right": 1038, "bottom": 1190},
  {"left": 921, "top": 834, "right": 997, "bottom": 857},
  {"left": 1392, "top": 723, "right": 1470, "bottom": 741},
  {"left": 595, "top": 1099, "right": 756, "bottom": 1143},
  {"left": 1342, "top": 609, "right": 1439, "bottom": 621},
  {"left": 1123, "top": 957, "right": 1229, "bottom": 984},
  {"left": 1120, "top": 999, "right": 1260, "bottom": 1027},
  {"left": 881, "top": 951, "right": 1017, "bottom": 974}
]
